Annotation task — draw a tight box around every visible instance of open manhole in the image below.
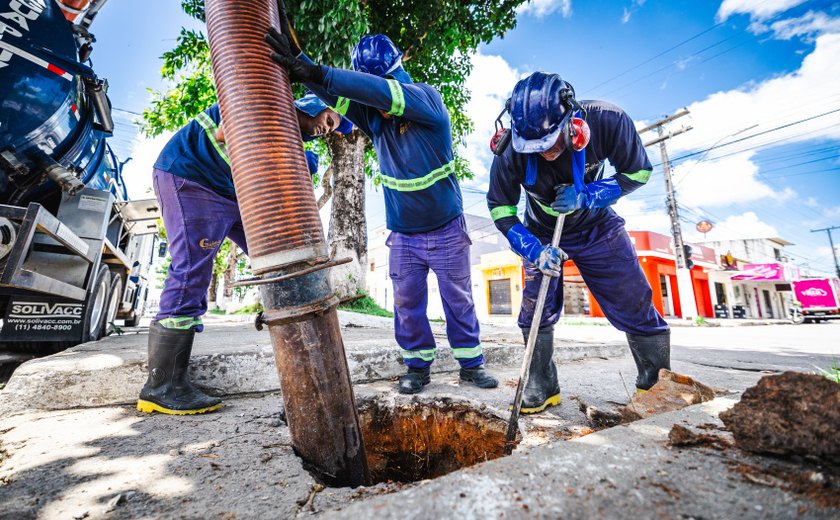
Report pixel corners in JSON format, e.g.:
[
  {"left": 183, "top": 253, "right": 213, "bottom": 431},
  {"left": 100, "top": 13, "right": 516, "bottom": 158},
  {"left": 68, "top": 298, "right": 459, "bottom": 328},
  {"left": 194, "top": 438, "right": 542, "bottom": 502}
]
[{"left": 356, "top": 396, "right": 520, "bottom": 484}]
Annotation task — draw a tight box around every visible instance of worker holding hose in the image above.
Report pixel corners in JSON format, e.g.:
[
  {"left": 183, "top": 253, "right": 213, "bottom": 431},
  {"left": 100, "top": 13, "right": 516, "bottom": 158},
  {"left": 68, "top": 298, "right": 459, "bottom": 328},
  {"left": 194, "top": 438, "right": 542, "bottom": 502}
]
[
  {"left": 266, "top": 18, "right": 499, "bottom": 395},
  {"left": 487, "top": 72, "right": 670, "bottom": 413},
  {"left": 137, "top": 95, "right": 351, "bottom": 415}
]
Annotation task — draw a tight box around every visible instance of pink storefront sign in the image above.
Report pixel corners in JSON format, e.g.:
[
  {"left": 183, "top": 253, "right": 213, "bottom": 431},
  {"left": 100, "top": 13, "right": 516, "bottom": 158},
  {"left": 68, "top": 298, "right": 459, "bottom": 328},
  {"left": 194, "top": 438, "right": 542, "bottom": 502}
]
[
  {"left": 731, "top": 263, "right": 784, "bottom": 281},
  {"left": 792, "top": 279, "right": 839, "bottom": 309}
]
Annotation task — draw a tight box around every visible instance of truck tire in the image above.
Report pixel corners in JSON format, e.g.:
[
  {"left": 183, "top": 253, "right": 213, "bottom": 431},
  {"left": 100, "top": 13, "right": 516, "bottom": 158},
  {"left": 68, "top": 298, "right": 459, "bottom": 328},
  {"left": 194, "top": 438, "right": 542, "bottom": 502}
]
[
  {"left": 102, "top": 272, "right": 123, "bottom": 337},
  {"left": 80, "top": 264, "right": 112, "bottom": 344}
]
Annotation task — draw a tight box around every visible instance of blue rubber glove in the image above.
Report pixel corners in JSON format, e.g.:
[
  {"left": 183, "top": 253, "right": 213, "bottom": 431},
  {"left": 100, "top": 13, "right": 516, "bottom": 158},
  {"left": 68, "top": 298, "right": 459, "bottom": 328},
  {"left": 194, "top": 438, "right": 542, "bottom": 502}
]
[
  {"left": 505, "top": 223, "right": 567, "bottom": 277},
  {"left": 551, "top": 178, "right": 623, "bottom": 213}
]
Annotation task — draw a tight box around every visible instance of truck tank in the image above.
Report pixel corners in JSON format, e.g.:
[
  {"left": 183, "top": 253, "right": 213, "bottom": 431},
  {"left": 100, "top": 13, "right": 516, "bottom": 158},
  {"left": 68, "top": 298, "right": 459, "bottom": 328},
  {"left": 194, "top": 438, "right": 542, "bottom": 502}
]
[
  {"left": 0, "top": 0, "right": 124, "bottom": 210},
  {"left": 0, "top": 0, "right": 159, "bottom": 354}
]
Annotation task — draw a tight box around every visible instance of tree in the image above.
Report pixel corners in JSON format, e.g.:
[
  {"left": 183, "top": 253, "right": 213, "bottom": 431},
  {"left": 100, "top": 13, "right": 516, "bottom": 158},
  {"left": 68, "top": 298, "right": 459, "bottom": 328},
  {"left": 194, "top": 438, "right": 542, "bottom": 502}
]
[{"left": 142, "top": 0, "right": 527, "bottom": 302}]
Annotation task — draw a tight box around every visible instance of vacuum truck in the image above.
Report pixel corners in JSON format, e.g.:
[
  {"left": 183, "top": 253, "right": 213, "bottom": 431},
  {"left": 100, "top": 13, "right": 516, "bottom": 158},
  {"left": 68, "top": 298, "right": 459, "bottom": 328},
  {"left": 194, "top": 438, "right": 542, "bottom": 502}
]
[{"left": 0, "top": 0, "right": 158, "bottom": 353}]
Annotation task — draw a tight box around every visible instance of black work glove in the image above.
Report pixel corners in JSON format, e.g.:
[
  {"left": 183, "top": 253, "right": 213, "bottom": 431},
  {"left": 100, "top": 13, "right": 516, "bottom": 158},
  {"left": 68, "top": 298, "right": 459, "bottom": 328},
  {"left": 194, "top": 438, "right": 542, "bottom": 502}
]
[
  {"left": 276, "top": 0, "right": 302, "bottom": 56},
  {"left": 265, "top": 27, "right": 324, "bottom": 84}
]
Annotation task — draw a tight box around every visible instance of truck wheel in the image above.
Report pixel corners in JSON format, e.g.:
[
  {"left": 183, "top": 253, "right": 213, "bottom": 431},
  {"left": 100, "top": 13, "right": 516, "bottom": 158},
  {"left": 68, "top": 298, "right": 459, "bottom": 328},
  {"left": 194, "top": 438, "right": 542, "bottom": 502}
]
[
  {"left": 81, "top": 264, "right": 112, "bottom": 343},
  {"left": 102, "top": 272, "right": 123, "bottom": 337}
]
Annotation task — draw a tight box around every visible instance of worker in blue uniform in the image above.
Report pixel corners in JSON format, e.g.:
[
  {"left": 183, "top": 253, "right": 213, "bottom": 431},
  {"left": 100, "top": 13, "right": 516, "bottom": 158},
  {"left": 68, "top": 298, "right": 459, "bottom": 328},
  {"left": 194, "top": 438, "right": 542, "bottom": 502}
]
[
  {"left": 487, "top": 72, "right": 670, "bottom": 413},
  {"left": 137, "top": 94, "right": 350, "bottom": 415},
  {"left": 266, "top": 22, "right": 499, "bottom": 394}
]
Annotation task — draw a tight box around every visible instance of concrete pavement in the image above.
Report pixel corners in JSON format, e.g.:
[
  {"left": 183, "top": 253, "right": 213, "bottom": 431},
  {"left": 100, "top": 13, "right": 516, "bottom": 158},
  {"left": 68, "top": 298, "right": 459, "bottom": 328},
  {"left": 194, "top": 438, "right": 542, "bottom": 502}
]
[{"left": 0, "top": 314, "right": 838, "bottom": 519}]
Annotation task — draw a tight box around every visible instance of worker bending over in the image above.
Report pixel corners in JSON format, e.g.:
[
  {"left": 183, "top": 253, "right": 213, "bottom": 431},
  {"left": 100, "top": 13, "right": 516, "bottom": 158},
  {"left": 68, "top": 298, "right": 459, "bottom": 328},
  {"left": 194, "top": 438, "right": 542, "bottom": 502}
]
[
  {"left": 487, "top": 72, "right": 670, "bottom": 413},
  {"left": 266, "top": 22, "right": 499, "bottom": 394},
  {"left": 138, "top": 95, "right": 349, "bottom": 415}
]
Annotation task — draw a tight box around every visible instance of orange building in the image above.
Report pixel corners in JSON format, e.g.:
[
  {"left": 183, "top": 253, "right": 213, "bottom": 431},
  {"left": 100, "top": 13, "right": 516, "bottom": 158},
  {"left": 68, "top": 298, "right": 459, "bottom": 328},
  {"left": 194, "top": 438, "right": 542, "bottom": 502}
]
[{"left": 477, "top": 230, "right": 719, "bottom": 320}]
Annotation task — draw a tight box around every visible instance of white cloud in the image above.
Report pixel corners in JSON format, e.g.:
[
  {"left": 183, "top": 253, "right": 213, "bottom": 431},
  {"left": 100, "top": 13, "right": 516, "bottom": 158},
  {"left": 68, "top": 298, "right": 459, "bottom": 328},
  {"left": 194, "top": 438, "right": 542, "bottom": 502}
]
[
  {"left": 614, "top": 197, "right": 671, "bottom": 233},
  {"left": 670, "top": 153, "right": 779, "bottom": 207},
  {"left": 459, "top": 52, "right": 519, "bottom": 184},
  {"left": 683, "top": 211, "right": 779, "bottom": 242},
  {"left": 716, "top": 0, "right": 807, "bottom": 22},
  {"left": 121, "top": 131, "right": 174, "bottom": 200},
  {"left": 516, "top": 0, "right": 572, "bottom": 19},
  {"left": 758, "top": 10, "right": 840, "bottom": 42},
  {"left": 622, "top": 7, "right": 631, "bottom": 24},
  {"left": 666, "top": 33, "right": 840, "bottom": 157}
]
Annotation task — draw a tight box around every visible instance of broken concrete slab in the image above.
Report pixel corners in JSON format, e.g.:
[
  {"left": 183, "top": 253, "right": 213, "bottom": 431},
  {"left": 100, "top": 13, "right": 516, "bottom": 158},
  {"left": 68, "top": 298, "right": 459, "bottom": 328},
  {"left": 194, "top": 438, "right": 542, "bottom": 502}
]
[
  {"left": 622, "top": 369, "right": 717, "bottom": 421},
  {"left": 720, "top": 372, "right": 840, "bottom": 463},
  {"left": 0, "top": 313, "right": 626, "bottom": 413}
]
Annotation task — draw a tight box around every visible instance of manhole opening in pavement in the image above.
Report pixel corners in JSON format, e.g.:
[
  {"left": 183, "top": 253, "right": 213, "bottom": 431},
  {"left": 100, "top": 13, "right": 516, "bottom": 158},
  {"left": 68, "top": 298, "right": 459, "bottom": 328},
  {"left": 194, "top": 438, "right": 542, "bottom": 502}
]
[{"left": 356, "top": 397, "right": 521, "bottom": 485}]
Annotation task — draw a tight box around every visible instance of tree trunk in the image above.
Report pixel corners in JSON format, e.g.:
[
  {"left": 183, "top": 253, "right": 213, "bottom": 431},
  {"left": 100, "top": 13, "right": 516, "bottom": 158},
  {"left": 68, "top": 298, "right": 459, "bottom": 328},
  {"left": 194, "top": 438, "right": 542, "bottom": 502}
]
[
  {"left": 325, "top": 130, "right": 368, "bottom": 302},
  {"left": 223, "top": 247, "right": 240, "bottom": 300},
  {"left": 208, "top": 271, "right": 218, "bottom": 308}
]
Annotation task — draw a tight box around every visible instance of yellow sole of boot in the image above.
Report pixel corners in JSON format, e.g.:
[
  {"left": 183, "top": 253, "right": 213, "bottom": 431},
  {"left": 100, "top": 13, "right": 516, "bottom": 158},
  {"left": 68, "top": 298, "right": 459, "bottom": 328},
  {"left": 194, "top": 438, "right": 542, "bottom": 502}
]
[
  {"left": 517, "top": 393, "right": 562, "bottom": 414},
  {"left": 136, "top": 400, "right": 222, "bottom": 415}
]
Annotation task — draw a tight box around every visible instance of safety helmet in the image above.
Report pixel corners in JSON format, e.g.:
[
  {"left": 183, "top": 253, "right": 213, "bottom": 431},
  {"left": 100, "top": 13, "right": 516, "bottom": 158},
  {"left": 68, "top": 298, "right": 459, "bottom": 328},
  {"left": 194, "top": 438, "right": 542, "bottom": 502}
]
[
  {"left": 509, "top": 72, "right": 577, "bottom": 154},
  {"left": 351, "top": 34, "right": 404, "bottom": 77},
  {"left": 294, "top": 93, "right": 353, "bottom": 135}
]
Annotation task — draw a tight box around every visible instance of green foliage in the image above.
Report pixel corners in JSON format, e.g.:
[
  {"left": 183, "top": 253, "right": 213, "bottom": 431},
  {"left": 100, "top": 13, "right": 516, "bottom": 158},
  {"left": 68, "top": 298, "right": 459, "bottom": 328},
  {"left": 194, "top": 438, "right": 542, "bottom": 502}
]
[
  {"left": 143, "top": 0, "right": 528, "bottom": 179},
  {"left": 208, "top": 308, "right": 227, "bottom": 315},
  {"left": 339, "top": 294, "right": 393, "bottom": 318},
  {"left": 814, "top": 359, "right": 840, "bottom": 384},
  {"left": 141, "top": 28, "right": 216, "bottom": 136},
  {"left": 694, "top": 316, "right": 708, "bottom": 326},
  {"left": 233, "top": 302, "right": 265, "bottom": 315}
]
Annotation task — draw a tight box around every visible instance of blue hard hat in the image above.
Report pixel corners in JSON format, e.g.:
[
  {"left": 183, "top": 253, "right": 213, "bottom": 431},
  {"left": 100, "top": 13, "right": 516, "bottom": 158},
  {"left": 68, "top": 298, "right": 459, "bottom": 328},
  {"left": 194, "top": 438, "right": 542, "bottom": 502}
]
[
  {"left": 510, "top": 72, "right": 576, "bottom": 154},
  {"left": 294, "top": 93, "right": 331, "bottom": 118},
  {"left": 294, "top": 93, "right": 353, "bottom": 135},
  {"left": 352, "top": 34, "right": 404, "bottom": 77}
]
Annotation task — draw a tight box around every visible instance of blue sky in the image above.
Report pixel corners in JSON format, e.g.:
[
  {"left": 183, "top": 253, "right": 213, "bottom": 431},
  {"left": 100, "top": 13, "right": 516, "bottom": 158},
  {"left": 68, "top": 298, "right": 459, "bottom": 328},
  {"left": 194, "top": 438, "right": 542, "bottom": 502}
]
[{"left": 91, "top": 0, "right": 840, "bottom": 276}]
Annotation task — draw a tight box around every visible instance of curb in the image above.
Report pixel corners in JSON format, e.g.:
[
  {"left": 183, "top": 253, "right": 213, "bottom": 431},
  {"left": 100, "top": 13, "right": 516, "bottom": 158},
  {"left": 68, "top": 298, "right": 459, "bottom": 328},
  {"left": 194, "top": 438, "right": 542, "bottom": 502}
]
[{"left": 0, "top": 320, "right": 626, "bottom": 413}]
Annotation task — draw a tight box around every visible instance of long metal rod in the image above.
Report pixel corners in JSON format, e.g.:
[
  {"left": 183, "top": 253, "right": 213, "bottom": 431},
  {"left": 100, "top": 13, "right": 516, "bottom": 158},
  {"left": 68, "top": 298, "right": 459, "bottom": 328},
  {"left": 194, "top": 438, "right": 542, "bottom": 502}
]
[{"left": 505, "top": 213, "right": 566, "bottom": 454}]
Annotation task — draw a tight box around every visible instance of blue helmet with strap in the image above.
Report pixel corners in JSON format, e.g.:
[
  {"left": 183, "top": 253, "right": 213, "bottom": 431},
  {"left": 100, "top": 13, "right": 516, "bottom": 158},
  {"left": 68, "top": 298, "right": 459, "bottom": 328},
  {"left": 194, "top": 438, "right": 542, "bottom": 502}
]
[
  {"left": 294, "top": 93, "right": 353, "bottom": 136},
  {"left": 351, "top": 34, "right": 412, "bottom": 83},
  {"left": 509, "top": 72, "right": 577, "bottom": 154}
]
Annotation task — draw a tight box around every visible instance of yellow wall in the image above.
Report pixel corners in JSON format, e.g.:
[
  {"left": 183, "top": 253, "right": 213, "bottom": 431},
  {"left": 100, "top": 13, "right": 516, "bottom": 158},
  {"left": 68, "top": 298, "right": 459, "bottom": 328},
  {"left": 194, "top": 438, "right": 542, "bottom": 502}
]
[{"left": 479, "top": 251, "right": 524, "bottom": 317}]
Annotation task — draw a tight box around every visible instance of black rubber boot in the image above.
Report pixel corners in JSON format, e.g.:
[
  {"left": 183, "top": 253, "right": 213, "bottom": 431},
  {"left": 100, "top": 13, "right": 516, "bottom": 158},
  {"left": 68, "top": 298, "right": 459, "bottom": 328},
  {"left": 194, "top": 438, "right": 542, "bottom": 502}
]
[
  {"left": 626, "top": 330, "right": 671, "bottom": 391},
  {"left": 137, "top": 321, "right": 222, "bottom": 415},
  {"left": 398, "top": 368, "right": 431, "bottom": 394},
  {"left": 518, "top": 326, "right": 561, "bottom": 413},
  {"left": 460, "top": 365, "right": 499, "bottom": 389}
]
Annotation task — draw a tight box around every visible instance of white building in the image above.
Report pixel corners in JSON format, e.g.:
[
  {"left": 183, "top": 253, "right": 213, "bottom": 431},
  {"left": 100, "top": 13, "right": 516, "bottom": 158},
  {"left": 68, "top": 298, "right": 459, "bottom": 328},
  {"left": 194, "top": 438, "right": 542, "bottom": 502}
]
[{"left": 700, "top": 237, "right": 798, "bottom": 320}]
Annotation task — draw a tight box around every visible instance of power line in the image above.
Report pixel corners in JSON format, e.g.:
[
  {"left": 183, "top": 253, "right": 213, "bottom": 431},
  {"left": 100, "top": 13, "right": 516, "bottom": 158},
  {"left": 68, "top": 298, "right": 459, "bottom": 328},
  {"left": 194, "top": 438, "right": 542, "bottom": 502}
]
[
  {"left": 586, "top": 22, "right": 726, "bottom": 93},
  {"left": 651, "top": 107, "right": 840, "bottom": 168}
]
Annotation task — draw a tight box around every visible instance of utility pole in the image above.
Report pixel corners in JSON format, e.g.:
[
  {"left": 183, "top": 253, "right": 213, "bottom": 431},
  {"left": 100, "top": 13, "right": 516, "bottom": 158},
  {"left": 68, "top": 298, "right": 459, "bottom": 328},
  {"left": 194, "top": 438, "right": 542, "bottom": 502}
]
[
  {"left": 811, "top": 225, "right": 840, "bottom": 279},
  {"left": 639, "top": 109, "right": 698, "bottom": 319}
]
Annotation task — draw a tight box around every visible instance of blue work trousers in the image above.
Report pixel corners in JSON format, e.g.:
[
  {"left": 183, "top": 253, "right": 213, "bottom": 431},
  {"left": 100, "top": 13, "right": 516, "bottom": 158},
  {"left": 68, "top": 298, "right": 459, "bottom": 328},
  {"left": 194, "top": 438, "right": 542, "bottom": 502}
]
[
  {"left": 154, "top": 169, "right": 248, "bottom": 329},
  {"left": 519, "top": 214, "right": 668, "bottom": 336},
  {"left": 387, "top": 215, "right": 484, "bottom": 369}
]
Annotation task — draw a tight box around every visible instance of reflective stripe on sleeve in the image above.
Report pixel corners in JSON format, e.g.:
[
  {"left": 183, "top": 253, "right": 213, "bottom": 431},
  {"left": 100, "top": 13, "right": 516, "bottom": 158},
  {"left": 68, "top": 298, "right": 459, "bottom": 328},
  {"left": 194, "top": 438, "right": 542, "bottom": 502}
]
[
  {"left": 620, "top": 169, "right": 652, "bottom": 184},
  {"left": 490, "top": 205, "right": 518, "bottom": 221},
  {"left": 386, "top": 79, "right": 405, "bottom": 117},
  {"left": 195, "top": 112, "right": 231, "bottom": 166},
  {"left": 375, "top": 160, "right": 454, "bottom": 192}
]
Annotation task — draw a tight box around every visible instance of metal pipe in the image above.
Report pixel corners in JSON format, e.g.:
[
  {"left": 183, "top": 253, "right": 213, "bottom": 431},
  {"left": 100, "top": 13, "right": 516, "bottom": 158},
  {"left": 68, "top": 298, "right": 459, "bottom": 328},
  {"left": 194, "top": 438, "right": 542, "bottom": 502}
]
[{"left": 204, "top": 0, "right": 370, "bottom": 487}]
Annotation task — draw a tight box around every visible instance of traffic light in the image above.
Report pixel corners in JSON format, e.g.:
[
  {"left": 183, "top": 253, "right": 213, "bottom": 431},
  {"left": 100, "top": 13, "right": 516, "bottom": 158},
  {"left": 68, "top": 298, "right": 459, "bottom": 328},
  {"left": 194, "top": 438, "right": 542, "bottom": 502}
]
[{"left": 683, "top": 244, "right": 694, "bottom": 269}]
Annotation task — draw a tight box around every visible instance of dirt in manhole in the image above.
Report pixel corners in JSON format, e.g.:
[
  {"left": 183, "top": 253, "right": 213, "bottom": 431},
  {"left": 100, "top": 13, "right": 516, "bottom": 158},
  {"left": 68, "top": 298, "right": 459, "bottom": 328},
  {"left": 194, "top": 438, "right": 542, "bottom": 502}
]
[{"left": 357, "top": 397, "right": 519, "bottom": 484}]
